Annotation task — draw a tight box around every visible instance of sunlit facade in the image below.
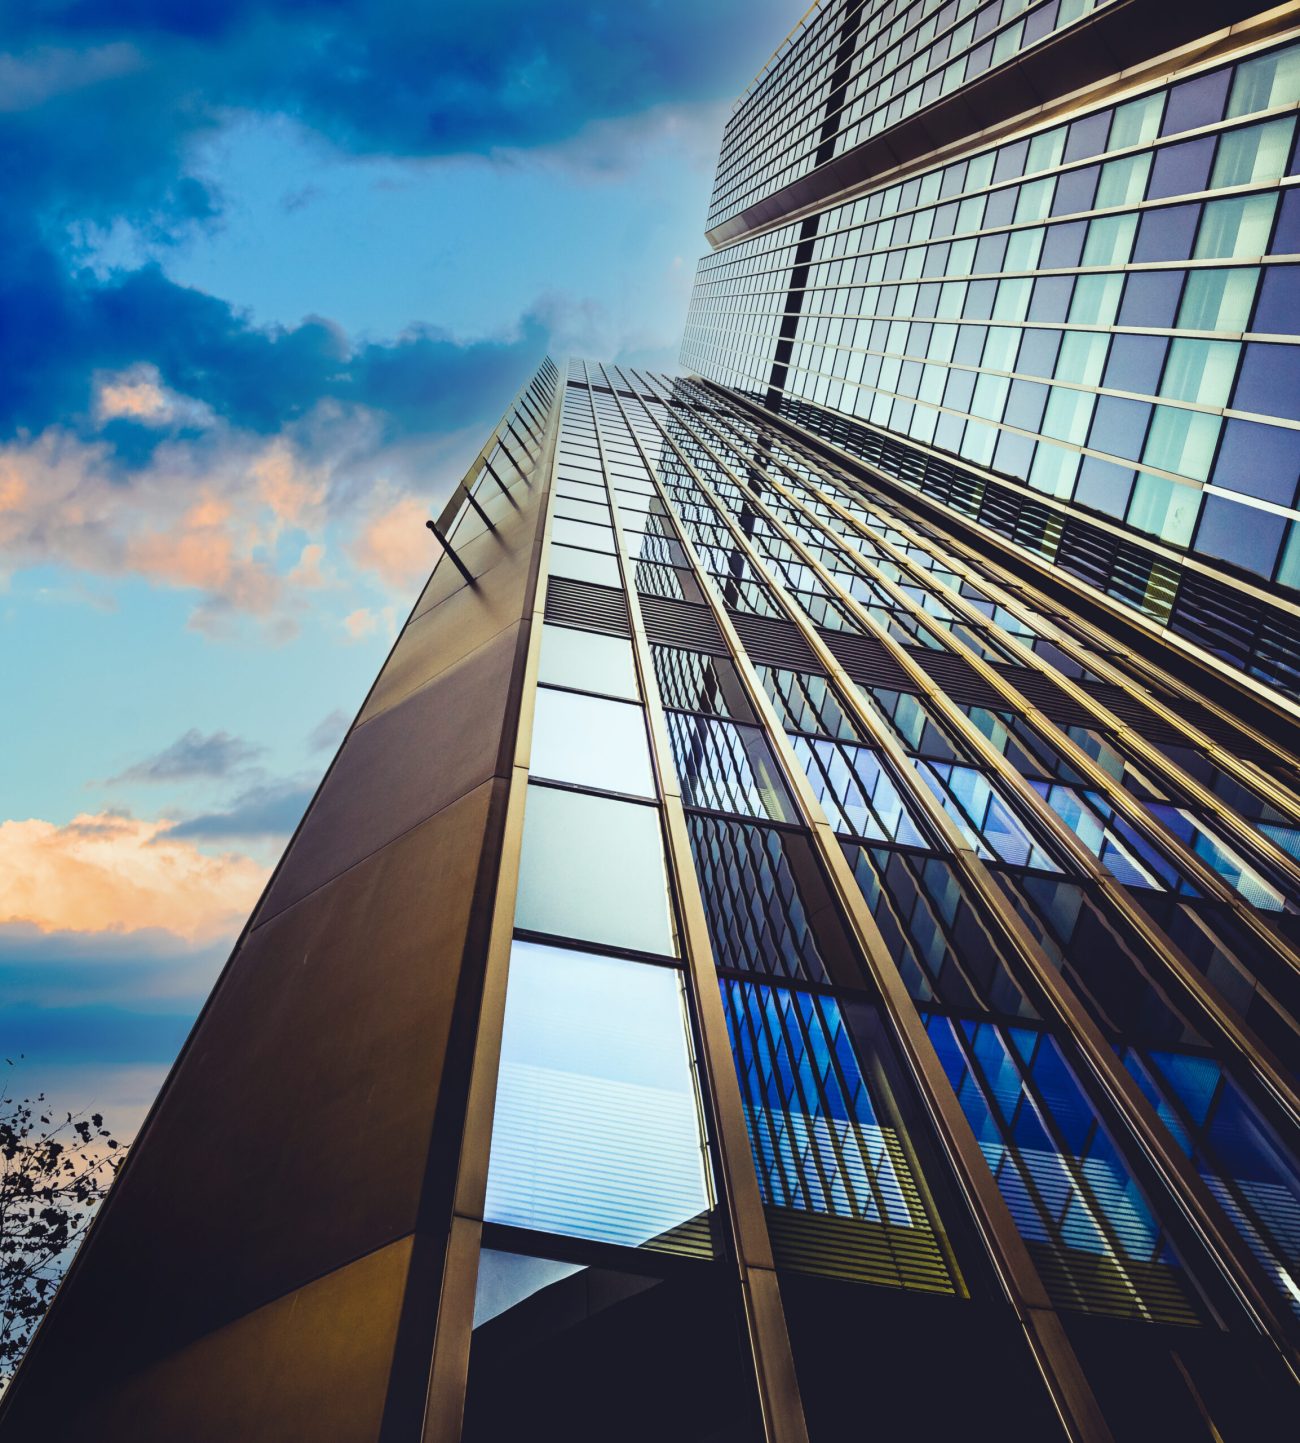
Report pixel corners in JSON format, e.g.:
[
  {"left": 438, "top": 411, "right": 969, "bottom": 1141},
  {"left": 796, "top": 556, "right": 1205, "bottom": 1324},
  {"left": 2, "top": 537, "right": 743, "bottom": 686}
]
[{"left": 4, "top": 4, "right": 1300, "bottom": 1442}]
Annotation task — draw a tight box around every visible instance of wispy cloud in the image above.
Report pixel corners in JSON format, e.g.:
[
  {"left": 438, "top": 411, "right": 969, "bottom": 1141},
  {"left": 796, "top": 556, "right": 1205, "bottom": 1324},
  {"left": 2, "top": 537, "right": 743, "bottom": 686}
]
[
  {"left": 109, "top": 728, "right": 264, "bottom": 784},
  {"left": 307, "top": 708, "right": 350, "bottom": 753},
  {"left": 166, "top": 779, "right": 315, "bottom": 841}
]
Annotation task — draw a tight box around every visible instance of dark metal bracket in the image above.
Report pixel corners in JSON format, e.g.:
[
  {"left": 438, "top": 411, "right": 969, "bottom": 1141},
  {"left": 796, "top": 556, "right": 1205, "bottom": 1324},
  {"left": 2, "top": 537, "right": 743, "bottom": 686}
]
[{"left": 426, "top": 519, "right": 476, "bottom": 586}]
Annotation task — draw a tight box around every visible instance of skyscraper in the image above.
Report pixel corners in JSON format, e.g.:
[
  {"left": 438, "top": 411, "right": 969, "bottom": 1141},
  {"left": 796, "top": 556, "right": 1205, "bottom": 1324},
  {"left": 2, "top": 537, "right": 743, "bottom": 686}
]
[{"left": 4, "top": 4, "right": 1300, "bottom": 1442}]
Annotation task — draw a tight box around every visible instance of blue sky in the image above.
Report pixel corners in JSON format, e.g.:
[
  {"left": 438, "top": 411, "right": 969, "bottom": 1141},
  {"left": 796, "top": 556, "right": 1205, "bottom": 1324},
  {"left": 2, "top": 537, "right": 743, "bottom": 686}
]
[{"left": 0, "top": 0, "right": 795, "bottom": 1133}]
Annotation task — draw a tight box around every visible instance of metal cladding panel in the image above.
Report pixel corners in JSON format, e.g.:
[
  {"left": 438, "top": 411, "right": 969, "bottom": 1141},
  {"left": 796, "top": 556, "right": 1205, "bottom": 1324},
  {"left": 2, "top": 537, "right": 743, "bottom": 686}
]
[{"left": 0, "top": 364, "right": 558, "bottom": 1441}]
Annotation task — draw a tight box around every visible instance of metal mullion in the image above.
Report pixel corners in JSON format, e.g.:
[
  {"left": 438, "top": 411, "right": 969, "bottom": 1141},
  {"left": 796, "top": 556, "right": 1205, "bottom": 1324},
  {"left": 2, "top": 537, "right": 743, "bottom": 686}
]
[
  {"left": 717, "top": 422, "right": 1300, "bottom": 1116},
  {"left": 420, "top": 370, "right": 565, "bottom": 1443},
  {"left": 618, "top": 378, "right": 1114, "bottom": 1442},
  {"left": 589, "top": 381, "right": 812, "bottom": 1443},
  {"left": 702, "top": 376, "right": 1300, "bottom": 727},
  {"left": 653, "top": 392, "right": 1300, "bottom": 1369},
  {"left": 710, "top": 396, "right": 1300, "bottom": 860},
  {"left": 802, "top": 461, "right": 1300, "bottom": 884}
]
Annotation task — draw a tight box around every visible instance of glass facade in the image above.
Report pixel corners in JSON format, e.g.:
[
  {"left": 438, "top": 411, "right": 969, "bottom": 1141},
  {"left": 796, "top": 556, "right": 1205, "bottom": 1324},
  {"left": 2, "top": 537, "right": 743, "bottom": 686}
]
[
  {"left": 462, "top": 342, "right": 1300, "bottom": 1440},
  {"left": 686, "top": 30, "right": 1300, "bottom": 698},
  {"left": 21, "top": 8, "right": 1300, "bottom": 1443}
]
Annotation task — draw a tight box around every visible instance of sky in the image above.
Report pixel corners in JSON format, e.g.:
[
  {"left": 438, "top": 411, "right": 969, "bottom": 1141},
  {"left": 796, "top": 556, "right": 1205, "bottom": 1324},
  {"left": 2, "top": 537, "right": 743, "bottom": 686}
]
[{"left": 0, "top": 0, "right": 798, "bottom": 1137}]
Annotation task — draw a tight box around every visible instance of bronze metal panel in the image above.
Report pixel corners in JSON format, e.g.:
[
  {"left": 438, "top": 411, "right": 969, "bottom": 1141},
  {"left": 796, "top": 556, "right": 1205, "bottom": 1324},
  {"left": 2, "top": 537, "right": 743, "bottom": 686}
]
[
  {"left": 257, "top": 623, "right": 523, "bottom": 923},
  {"left": 359, "top": 585, "right": 522, "bottom": 728},
  {"left": 20, "top": 1239, "right": 413, "bottom": 1443},
  {"left": 410, "top": 488, "right": 541, "bottom": 624},
  {"left": 0, "top": 781, "right": 499, "bottom": 1427}
]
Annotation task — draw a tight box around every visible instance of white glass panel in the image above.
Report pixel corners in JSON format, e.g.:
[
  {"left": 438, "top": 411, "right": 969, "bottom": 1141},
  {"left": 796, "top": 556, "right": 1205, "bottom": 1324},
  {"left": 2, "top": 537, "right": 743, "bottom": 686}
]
[
  {"left": 516, "top": 784, "right": 676, "bottom": 953},
  {"left": 485, "top": 941, "right": 711, "bottom": 1246},
  {"left": 538, "top": 623, "right": 639, "bottom": 699},
  {"left": 548, "top": 544, "right": 621, "bottom": 588},
  {"left": 530, "top": 688, "right": 655, "bottom": 797}
]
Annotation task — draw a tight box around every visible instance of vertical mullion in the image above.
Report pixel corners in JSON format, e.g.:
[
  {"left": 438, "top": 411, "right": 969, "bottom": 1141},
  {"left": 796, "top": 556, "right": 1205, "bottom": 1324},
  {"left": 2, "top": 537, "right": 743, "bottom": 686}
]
[
  {"left": 590, "top": 374, "right": 812, "bottom": 1443},
  {"left": 663, "top": 391, "right": 1300, "bottom": 1373},
  {"left": 615, "top": 377, "right": 1113, "bottom": 1443},
  {"left": 419, "top": 370, "right": 564, "bottom": 1443}
]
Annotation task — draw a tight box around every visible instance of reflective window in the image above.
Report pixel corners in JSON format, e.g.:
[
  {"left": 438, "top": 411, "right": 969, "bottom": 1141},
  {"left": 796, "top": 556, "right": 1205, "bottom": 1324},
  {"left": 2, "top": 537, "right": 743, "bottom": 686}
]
[
  {"left": 516, "top": 784, "right": 676, "bottom": 954},
  {"left": 486, "top": 941, "right": 711, "bottom": 1248},
  {"left": 651, "top": 646, "right": 755, "bottom": 720},
  {"left": 687, "top": 814, "right": 847, "bottom": 983},
  {"left": 793, "top": 738, "right": 928, "bottom": 847},
  {"left": 538, "top": 623, "right": 639, "bottom": 700},
  {"left": 927, "top": 1015, "right": 1201, "bottom": 1322},
  {"left": 724, "top": 978, "right": 956, "bottom": 1291},
  {"left": 915, "top": 761, "right": 1060, "bottom": 871},
  {"left": 1123, "top": 1049, "right": 1300, "bottom": 1321},
  {"left": 549, "top": 544, "right": 622, "bottom": 588},
  {"left": 530, "top": 688, "right": 655, "bottom": 797},
  {"left": 665, "top": 712, "right": 797, "bottom": 821}
]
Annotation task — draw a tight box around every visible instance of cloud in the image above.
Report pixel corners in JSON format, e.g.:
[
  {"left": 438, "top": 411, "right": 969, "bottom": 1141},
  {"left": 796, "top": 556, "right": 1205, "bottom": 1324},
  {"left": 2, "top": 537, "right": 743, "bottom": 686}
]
[
  {"left": 165, "top": 778, "right": 315, "bottom": 840},
  {"left": 0, "top": 811, "right": 268, "bottom": 945},
  {"left": 341, "top": 605, "right": 399, "bottom": 642},
  {"left": 109, "top": 728, "right": 264, "bottom": 784},
  {"left": 349, "top": 493, "right": 432, "bottom": 591},
  {"left": 307, "top": 707, "right": 350, "bottom": 753},
  {"left": 0, "top": 921, "right": 228, "bottom": 1009}
]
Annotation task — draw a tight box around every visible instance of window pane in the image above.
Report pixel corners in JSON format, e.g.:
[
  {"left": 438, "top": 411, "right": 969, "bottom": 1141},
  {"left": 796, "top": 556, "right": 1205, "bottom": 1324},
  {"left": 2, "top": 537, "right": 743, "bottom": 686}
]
[
  {"left": 549, "top": 544, "right": 622, "bottom": 588},
  {"left": 538, "top": 623, "right": 639, "bottom": 700},
  {"left": 792, "top": 738, "right": 929, "bottom": 846},
  {"left": 516, "top": 784, "right": 676, "bottom": 954},
  {"left": 485, "top": 941, "right": 711, "bottom": 1247},
  {"left": 665, "top": 712, "right": 797, "bottom": 822},
  {"left": 551, "top": 517, "right": 616, "bottom": 553},
  {"left": 723, "top": 979, "right": 958, "bottom": 1289},
  {"left": 531, "top": 688, "right": 655, "bottom": 797}
]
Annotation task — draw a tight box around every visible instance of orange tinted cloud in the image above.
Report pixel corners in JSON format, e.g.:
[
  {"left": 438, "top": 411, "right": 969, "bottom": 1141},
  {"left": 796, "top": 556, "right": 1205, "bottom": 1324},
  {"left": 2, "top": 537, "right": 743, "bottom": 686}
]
[
  {"left": 0, "top": 812, "right": 268, "bottom": 945},
  {"left": 350, "top": 494, "right": 431, "bottom": 591}
]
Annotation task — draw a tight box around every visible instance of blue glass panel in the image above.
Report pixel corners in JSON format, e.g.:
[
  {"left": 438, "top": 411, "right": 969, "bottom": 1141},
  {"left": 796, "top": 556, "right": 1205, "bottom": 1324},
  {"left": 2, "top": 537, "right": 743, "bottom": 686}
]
[
  {"left": 485, "top": 941, "right": 712, "bottom": 1249},
  {"left": 793, "top": 738, "right": 928, "bottom": 846},
  {"left": 1253, "top": 265, "right": 1300, "bottom": 334},
  {"left": 1124, "top": 1049, "right": 1300, "bottom": 1320},
  {"left": 1194, "top": 494, "right": 1286, "bottom": 579},
  {"left": 927, "top": 1015, "right": 1201, "bottom": 1321},
  {"left": 1233, "top": 342, "right": 1300, "bottom": 422},
  {"left": 1146, "top": 803, "right": 1289, "bottom": 910},
  {"left": 1132, "top": 203, "right": 1201, "bottom": 263},
  {"left": 1161, "top": 68, "right": 1230, "bottom": 136},
  {"left": 1210, "top": 418, "right": 1300, "bottom": 506},
  {"left": 723, "top": 979, "right": 956, "bottom": 1290},
  {"left": 1064, "top": 110, "right": 1111, "bottom": 162},
  {"left": 1089, "top": 395, "right": 1151, "bottom": 462},
  {"left": 1029, "top": 783, "right": 1192, "bottom": 891},
  {"left": 916, "top": 760, "right": 1060, "bottom": 870},
  {"left": 1116, "top": 269, "right": 1183, "bottom": 328},
  {"left": 1102, "top": 334, "right": 1168, "bottom": 394},
  {"left": 1147, "top": 138, "right": 1214, "bottom": 199}
]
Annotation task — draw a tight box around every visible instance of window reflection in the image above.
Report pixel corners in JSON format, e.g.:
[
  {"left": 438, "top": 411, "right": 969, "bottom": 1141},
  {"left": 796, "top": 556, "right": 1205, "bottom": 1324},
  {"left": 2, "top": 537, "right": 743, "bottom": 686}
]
[
  {"left": 538, "top": 624, "right": 639, "bottom": 700},
  {"left": 926, "top": 1014, "right": 1201, "bottom": 1323},
  {"left": 486, "top": 941, "right": 712, "bottom": 1251},
  {"left": 516, "top": 784, "right": 676, "bottom": 955},
  {"left": 724, "top": 978, "right": 957, "bottom": 1293},
  {"left": 665, "top": 712, "right": 797, "bottom": 822},
  {"left": 530, "top": 687, "right": 655, "bottom": 798}
]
